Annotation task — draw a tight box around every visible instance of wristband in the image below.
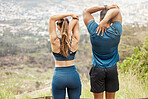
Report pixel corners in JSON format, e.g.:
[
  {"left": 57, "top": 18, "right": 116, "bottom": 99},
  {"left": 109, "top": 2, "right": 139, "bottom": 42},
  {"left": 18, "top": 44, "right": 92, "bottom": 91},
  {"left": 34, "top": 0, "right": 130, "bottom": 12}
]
[{"left": 104, "top": 5, "right": 107, "bottom": 9}]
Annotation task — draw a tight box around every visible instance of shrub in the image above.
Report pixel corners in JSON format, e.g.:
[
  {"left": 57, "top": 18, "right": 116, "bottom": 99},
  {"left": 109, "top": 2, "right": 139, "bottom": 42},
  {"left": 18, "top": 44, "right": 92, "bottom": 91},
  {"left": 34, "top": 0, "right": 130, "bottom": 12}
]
[{"left": 119, "top": 38, "right": 148, "bottom": 80}]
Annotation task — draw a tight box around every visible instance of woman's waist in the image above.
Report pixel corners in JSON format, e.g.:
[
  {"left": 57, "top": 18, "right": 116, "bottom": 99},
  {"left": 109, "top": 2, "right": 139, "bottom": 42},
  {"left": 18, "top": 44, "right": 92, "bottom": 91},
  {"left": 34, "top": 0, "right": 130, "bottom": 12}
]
[
  {"left": 54, "top": 65, "right": 77, "bottom": 73},
  {"left": 55, "top": 60, "right": 75, "bottom": 67}
]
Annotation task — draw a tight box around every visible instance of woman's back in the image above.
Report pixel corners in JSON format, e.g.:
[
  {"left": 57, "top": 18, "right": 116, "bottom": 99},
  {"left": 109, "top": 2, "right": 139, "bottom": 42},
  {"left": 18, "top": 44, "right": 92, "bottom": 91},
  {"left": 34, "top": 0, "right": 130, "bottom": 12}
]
[{"left": 48, "top": 13, "right": 81, "bottom": 99}]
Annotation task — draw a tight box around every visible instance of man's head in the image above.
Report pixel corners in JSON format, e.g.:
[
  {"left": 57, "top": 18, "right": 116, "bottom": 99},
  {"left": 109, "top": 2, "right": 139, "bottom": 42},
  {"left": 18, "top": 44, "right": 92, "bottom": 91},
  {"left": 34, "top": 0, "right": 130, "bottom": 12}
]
[{"left": 100, "top": 9, "right": 112, "bottom": 24}]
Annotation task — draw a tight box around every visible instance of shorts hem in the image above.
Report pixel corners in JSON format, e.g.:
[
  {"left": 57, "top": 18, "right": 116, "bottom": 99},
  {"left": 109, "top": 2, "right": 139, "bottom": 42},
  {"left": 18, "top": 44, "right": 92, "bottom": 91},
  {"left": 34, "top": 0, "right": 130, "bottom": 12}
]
[
  {"left": 106, "top": 89, "right": 119, "bottom": 92},
  {"left": 91, "top": 89, "right": 119, "bottom": 93},
  {"left": 90, "top": 90, "right": 104, "bottom": 93}
]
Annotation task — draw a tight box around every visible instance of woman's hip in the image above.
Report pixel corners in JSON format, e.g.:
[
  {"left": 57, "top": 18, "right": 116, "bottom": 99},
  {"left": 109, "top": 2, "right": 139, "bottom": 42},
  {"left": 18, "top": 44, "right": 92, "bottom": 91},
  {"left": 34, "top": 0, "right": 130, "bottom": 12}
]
[{"left": 52, "top": 65, "right": 81, "bottom": 88}]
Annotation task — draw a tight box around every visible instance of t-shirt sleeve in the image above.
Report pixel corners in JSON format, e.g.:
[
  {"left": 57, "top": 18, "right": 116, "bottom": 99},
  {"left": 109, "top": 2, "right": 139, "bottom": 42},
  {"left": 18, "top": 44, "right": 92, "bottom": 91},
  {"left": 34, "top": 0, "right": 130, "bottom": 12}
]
[
  {"left": 87, "top": 20, "right": 98, "bottom": 36},
  {"left": 111, "top": 21, "right": 122, "bottom": 35}
]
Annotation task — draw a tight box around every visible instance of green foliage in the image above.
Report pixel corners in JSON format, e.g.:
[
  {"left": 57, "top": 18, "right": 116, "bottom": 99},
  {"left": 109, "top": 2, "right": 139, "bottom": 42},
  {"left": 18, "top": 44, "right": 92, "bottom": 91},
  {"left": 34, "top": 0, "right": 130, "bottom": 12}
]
[
  {"left": 0, "top": 88, "right": 15, "bottom": 99},
  {"left": 0, "top": 20, "right": 148, "bottom": 99},
  {"left": 119, "top": 38, "right": 148, "bottom": 79},
  {"left": 0, "top": 31, "right": 50, "bottom": 57}
]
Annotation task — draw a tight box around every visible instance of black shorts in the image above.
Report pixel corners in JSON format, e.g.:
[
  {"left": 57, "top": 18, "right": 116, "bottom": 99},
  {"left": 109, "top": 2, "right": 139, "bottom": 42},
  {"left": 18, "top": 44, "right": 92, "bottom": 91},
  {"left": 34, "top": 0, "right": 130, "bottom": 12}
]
[{"left": 89, "top": 64, "right": 119, "bottom": 93}]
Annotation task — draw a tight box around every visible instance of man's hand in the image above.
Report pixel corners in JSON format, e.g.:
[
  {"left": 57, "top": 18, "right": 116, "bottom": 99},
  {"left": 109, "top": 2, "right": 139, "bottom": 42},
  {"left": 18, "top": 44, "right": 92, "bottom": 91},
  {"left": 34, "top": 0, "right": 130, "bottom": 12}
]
[
  {"left": 107, "top": 5, "right": 119, "bottom": 9},
  {"left": 96, "top": 21, "right": 108, "bottom": 36},
  {"left": 96, "top": 5, "right": 119, "bottom": 36}
]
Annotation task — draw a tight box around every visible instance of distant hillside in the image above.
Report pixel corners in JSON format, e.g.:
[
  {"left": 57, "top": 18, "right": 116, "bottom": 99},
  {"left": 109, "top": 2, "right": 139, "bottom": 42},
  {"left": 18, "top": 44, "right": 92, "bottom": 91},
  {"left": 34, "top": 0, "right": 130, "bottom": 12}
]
[
  {"left": 14, "top": 0, "right": 46, "bottom": 1},
  {"left": 12, "top": 0, "right": 48, "bottom": 7},
  {"left": 12, "top": 0, "right": 66, "bottom": 8}
]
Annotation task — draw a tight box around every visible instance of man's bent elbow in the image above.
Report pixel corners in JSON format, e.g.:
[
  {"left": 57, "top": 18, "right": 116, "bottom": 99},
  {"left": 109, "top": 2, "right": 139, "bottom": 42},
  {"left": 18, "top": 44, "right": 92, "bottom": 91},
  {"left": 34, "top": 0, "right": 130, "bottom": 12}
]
[
  {"left": 83, "top": 8, "right": 88, "bottom": 15},
  {"left": 115, "top": 9, "right": 120, "bottom": 14}
]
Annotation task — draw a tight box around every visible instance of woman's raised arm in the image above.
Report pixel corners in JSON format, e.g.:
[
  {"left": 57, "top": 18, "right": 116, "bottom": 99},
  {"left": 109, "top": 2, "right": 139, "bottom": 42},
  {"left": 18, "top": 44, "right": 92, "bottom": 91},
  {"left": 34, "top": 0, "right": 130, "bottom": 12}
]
[
  {"left": 68, "top": 14, "right": 79, "bottom": 41},
  {"left": 49, "top": 13, "right": 74, "bottom": 44},
  {"left": 68, "top": 16, "right": 80, "bottom": 52}
]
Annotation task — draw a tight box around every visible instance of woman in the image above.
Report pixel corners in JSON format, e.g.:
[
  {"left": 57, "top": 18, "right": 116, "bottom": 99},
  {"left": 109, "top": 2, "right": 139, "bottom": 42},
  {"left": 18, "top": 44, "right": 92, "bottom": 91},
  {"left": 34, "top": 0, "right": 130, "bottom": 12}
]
[
  {"left": 49, "top": 13, "right": 81, "bottom": 99},
  {"left": 83, "top": 5, "right": 122, "bottom": 99}
]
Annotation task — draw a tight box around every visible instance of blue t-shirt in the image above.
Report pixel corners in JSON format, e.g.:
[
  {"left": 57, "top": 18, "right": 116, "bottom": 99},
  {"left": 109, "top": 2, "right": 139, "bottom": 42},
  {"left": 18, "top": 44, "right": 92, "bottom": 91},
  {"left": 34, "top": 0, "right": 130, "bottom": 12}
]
[{"left": 87, "top": 20, "right": 122, "bottom": 68}]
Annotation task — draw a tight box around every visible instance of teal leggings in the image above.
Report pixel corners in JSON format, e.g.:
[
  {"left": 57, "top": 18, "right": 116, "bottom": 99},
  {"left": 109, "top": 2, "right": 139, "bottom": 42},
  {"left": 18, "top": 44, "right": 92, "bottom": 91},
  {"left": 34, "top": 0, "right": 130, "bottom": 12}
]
[{"left": 52, "top": 65, "right": 81, "bottom": 99}]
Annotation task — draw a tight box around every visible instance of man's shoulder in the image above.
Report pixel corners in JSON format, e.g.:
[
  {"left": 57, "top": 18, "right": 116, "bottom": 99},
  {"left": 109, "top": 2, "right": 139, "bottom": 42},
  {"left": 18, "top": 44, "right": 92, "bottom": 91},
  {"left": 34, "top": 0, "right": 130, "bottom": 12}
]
[
  {"left": 111, "top": 21, "right": 122, "bottom": 34},
  {"left": 87, "top": 20, "right": 98, "bottom": 27},
  {"left": 87, "top": 20, "right": 99, "bottom": 34}
]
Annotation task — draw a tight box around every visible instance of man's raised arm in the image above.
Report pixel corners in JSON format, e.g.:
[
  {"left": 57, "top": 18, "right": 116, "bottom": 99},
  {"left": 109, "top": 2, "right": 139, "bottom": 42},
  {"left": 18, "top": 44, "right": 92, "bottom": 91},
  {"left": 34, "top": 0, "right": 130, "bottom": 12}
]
[
  {"left": 83, "top": 5, "right": 118, "bottom": 26},
  {"left": 83, "top": 6, "right": 106, "bottom": 26},
  {"left": 97, "top": 8, "right": 122, "bottom": 35}
]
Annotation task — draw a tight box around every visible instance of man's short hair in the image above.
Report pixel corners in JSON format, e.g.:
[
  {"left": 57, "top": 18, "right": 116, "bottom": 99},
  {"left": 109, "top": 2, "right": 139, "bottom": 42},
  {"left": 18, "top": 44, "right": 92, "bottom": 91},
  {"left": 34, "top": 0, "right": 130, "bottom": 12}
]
[{"left": 100, "top": 9, "right": 112, "bottom": 23}]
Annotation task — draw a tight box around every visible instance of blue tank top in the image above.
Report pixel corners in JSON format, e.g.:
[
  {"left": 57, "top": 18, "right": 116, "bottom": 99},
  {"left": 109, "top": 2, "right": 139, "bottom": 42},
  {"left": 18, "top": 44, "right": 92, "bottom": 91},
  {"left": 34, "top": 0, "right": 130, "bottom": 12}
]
[
  {"left": 87, "top": 21, "right": 122, "bottom": 68},
  {"left": 52, "top": 38, "right": 76, "bottom": 61}
]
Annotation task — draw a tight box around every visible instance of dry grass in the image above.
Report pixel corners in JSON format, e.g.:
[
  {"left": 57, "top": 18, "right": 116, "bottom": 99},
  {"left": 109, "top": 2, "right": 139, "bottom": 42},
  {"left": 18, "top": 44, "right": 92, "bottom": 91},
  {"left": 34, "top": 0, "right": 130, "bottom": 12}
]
[{"left": 0, "top": 65, "right": 148, "bottom": 99}]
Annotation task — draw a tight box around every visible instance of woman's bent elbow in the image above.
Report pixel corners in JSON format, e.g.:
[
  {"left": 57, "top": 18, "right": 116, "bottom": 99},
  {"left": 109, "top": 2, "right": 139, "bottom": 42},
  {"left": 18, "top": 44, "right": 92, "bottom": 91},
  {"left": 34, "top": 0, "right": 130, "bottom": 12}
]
[{"left": 49, "top": 15, "right": 55, "bottom": 21}]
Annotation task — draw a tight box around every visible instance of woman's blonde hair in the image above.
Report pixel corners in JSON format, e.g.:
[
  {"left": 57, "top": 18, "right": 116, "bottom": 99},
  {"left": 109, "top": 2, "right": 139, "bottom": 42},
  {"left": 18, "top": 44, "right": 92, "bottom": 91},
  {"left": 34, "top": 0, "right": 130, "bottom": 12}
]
[{"left": 57, "top": 18, "right": 71, "bottom": 57}]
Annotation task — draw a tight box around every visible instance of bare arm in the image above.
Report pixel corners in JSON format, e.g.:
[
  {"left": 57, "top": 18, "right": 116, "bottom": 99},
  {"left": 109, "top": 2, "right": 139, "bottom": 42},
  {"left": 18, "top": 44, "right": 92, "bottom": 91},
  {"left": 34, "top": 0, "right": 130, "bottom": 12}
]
[
  {"left": 83, "top": 5, "right": 118, "bottom": 26},
  {"left": 97, "top": 8, "right": 122, "bottom": 35},
  {"left": 68, "top": 18, "right": 80, "bottom": 41},
  {"left": 49, "top": 13, "right": 73, "bottom": 44},
  {"left": 49, "top": 13, "right": 73, "bottom": 22},
  {"left": 72, "top": 19, "right": 80, "bottom": 42},
  {"left": 83, "top": 6, "right": 105, "bottom": 26},
  {"left": 70, "top": 19, "right": 80, "bottom": 52},
  {"left": 49, "top": 13, "right": 78, "bottom": 53},
  {"left": 101, "top": 9, "right": 121, "bottom": 24}
]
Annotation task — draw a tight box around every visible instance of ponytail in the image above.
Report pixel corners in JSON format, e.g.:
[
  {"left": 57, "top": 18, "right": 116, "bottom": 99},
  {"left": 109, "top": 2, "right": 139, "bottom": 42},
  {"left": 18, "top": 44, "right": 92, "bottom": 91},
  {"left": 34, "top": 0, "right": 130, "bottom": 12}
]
[{"left": 60, "top": 18, "right": 71, "bottom": 57}]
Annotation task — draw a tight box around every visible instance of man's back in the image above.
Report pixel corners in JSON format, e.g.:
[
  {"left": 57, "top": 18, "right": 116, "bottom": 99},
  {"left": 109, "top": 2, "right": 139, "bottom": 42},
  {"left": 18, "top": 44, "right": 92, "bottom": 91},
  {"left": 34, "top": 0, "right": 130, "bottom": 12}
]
[{"left": 87, "top": 20, "right": 122, "bottom": 68}]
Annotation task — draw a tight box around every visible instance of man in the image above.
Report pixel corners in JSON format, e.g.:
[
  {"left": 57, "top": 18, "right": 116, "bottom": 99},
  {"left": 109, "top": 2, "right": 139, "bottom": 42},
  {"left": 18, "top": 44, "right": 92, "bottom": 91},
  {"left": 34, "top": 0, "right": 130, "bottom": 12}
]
[{"left": 83, "top": 5, "right": 122, "bottom": 99}]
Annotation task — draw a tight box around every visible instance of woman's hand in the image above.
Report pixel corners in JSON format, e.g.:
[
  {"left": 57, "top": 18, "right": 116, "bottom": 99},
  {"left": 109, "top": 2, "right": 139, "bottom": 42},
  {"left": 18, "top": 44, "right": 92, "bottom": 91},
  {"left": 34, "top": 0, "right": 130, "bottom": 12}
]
[{"left": 71, "top": 13, "right": 79, "bottom": 20}]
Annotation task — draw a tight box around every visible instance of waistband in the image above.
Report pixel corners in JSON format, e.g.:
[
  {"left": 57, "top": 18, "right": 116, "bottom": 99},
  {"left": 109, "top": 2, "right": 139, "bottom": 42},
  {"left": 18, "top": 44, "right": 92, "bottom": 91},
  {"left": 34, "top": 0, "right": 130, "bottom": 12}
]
[
  {"left": 55, "top": 65, "right": 76, "bottom": 72},
  {"left": 93, "top": 63, "right": 117, "bottom": 68}
]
